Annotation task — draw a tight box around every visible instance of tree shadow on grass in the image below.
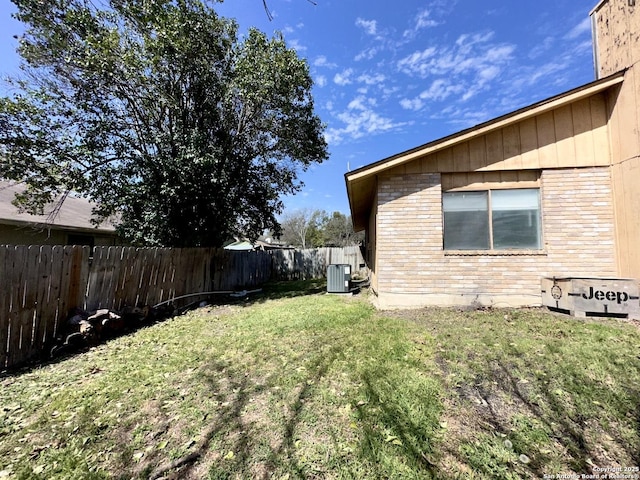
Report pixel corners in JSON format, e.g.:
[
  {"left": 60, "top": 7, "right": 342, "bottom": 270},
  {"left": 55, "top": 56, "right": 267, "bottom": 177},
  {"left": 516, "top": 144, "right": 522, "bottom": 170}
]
[
  {"left": 263, "top": 343, "right": 344, "bottom": 479},
  {"left": 441, "top": 356, "right": 640, "bottom": 478},
  {"left": 147, "top": 337, "right": 346, "bottom": 479},
  {"left": 355, "top": 368, "right": 441, "bottom": 479}
]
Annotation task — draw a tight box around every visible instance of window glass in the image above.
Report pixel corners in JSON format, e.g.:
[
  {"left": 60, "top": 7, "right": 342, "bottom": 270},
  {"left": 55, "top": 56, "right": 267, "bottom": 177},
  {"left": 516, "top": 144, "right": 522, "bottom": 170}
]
[
  {"left": 442, "top": 188, "right": 541, "bottom": 251},
  {"left": 492, "top": 189, "right": 540, "bottom": 249},
  {"left": 443, "top": 191, "right": 490, "bottom": 250}
]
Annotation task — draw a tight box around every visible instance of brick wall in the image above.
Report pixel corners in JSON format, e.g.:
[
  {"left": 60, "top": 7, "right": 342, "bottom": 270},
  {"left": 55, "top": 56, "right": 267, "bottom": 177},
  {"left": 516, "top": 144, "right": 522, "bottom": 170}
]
[{"left": 374, "top": 167, "right": 618, "bottom": 308}]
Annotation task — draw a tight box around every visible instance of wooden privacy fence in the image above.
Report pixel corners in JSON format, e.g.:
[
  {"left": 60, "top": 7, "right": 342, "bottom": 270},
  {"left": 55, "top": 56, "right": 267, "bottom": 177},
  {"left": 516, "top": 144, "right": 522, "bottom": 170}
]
[{"left": 0, "top": 244, "right": 364, "bottom": 369}]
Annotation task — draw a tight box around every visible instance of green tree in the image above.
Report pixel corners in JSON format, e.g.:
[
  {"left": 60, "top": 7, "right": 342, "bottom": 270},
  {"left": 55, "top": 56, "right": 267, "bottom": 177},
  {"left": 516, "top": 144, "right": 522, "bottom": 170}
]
[
  {"left": 0, "top": 0, "right": 327, "bottom": 247},
  {"left": 306, "top": 209, "right": 326, "bottom": 247},
  {"left": 321, "top": 211, "right": 363, "bottom": 247}
]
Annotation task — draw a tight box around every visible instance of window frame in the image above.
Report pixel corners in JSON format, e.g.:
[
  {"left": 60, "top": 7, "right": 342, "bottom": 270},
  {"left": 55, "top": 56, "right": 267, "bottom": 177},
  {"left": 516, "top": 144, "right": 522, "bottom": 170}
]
[{"left": 442, "top": 187, "right": 543, "bottom": 253}]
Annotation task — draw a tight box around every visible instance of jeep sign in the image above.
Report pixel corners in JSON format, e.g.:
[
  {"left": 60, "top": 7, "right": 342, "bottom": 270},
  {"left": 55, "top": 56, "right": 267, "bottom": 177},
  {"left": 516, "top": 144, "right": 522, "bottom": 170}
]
[{"left": 541, "top": 277, "right": 640, "bottom": 319}]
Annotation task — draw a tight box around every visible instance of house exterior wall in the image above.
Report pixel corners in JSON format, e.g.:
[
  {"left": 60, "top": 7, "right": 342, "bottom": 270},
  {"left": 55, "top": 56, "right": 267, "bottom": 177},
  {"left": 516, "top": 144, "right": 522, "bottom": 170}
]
[
  {"left": 0, "top": 224, "right": 67, "bottom": 245},
  {"left": 593, "top": 0, "right": 640, "bottom": 280},
  {"left": 0, "top": 224, "right": 118, "bottom": 246},
  {"left": 609, "top": 157, "right": 640, "bottom": 278},
  {"left": 593, "top": 0, "right": 639, "bottom": 78},
  {"left": 367, "top": 189, "right": 379, "bottom": 292},
  {"left": 383, "top": 95, "right": 611, "bottom": 176},
  {"left": 373, "top": 167, "right": 618, "bottom": 309}
]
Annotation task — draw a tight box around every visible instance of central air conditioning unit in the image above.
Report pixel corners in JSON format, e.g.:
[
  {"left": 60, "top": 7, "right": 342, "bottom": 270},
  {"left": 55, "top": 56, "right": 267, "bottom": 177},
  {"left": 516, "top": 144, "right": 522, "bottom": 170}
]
[{"left": 327, "top": 264, "right": 351, "bottom": 293}]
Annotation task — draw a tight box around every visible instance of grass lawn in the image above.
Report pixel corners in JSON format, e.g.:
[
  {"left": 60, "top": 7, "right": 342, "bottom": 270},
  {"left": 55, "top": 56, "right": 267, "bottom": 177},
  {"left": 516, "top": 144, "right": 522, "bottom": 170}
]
[{"left": 1, "top": 280, "right": 639, "bottom": 479}]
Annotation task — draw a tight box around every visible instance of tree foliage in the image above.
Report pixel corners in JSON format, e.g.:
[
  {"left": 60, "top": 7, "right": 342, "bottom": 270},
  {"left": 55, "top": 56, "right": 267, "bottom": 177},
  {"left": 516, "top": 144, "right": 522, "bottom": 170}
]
[
  {"left": 279, "top": 208, "right": 362, "bottom": 248},
  {"left": 321, "top": 210, "right": 362, "bottom": 247},
  {"left": 0, "top": 0, "right": 327, "bottom": 247},
  {"left": 279, "top": 207, "right": 318, "bottom": 248}
]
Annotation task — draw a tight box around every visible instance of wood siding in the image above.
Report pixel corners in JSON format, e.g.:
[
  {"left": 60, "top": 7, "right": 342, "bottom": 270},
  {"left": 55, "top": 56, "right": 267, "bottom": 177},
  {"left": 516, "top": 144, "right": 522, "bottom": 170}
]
[
  {"left": 611, "top": 157, "right": 640, "bottom": 278},
  {"left": 594, "top": 1, "right": 640, "bottom": 281},
  {"left": 386, "top": 96, "right": 611, "bottom": 176},
  {"left": 441, "top": 171, "right": 540, "bottom": 192},
  {"left": 593, "top": 0, "right": 639, "bottom": 78}
]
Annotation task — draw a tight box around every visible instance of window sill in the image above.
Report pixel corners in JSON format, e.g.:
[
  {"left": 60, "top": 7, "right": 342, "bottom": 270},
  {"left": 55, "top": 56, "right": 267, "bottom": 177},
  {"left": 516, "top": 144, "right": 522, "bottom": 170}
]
[{"left": 444, "top": 249, "right": 547, "bottom": 256}]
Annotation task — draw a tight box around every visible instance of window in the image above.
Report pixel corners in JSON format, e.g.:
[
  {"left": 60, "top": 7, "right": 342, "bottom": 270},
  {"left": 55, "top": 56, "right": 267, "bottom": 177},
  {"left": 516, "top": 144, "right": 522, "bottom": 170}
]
[
  {"left": 67, "top": 234, "right": 95, "bottom": 248},
  {"left": 443, "top": 188, "right": 541, "bottom": 250}
]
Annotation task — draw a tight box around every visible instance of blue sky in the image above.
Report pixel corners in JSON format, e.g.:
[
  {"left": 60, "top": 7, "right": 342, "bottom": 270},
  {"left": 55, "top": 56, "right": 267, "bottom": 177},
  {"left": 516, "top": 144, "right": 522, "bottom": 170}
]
[{"left": 1, "top": 0, "right": 599, "bottom": 217}]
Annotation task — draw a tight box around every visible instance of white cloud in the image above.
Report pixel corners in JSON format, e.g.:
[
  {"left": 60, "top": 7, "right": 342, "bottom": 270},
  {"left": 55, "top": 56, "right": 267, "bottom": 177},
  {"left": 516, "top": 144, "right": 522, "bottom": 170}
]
[
  {"left": 484, "top": 45, "right": 514, "bottom": 63},
  {"left": 287, "top": 38, "right": 306, "bottom": 52},
  {"left": 346, "top": 95, "right": 371, "bottom": 110},
  {"left": 403, "top": 8, "right": 439, "bottom": 38},
  {"left": 456, "top": 31, "right": 494, "bottom": 48},
  {"left": 424, "top": 79, "right": 464, "bottom": 101},
  {"left": 324, "top": 95, "right": 407, "bottom": 144},
  {"left": 397, "top": 32, "right": 514, "bottom": 93},
  {"left": 399, "top": 79, "right": 465, "bottom": 111},
  {"left": 396, "top": 47, "right": 437, "bottom": 75},
  {"left": 354, "top": 47, "right": 379, "bottom": 62},
  {"left": 416, "top": 9, "right": 439, "bottom": 29},
  {"left": 334, "top": 68, "right": 354, "bottom": 86},
  {"left": 400, "top": 97, "right": 425, "bottom": 111},
  {"left": 314, "top": 55, "right": 337, "bottom": 69},
  {"left": 315, "top": 75, "right": 327, "bottom": 87},
  {"left": 357, "top": 73, "right": 386, "bottom": 85},
  {"left": 528, "top": 36, "right": 556, "bottom": 60},
  {"left": 565, "top": 17, "right": 591, "bottom": 40},
  {"left": 431, "top": 103, "right": 493, "bottom": 128},
  {"left": 395, "top": 31, "right": 517, "bottom": 108},
  {"left": 355, "top": 17, "right": 377, "bottom": 36},
  {"left": 508, "top": 60, "right": 570, "bottom": 91},
  {"left": 477, "top": 65, "right": 500, "bottom": 83}
]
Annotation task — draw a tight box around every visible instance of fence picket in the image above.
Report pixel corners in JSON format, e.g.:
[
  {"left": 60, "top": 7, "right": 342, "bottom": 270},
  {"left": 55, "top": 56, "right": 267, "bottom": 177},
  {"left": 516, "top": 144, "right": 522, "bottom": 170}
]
[
  {"left": 34, "top": 246, "right": 54, "bottom": 354},
  {"left": 0, "top": 247, "right": 9, "bottom": 368},
  {"left": 49, "top": 246, "right": 64, "bottom": 338},
  {"left": 0, "top": 245, "right": 364, "bottom": 369},
  {"left": 21, "top": 246, "right": 42, "bottom": 360},
  {"left": 7, "top": 246, "right": 26, "bottom": 367}
]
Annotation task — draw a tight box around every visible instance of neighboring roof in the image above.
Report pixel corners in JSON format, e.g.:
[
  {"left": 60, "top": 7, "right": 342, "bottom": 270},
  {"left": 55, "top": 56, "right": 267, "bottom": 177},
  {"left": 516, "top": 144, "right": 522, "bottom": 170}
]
[
  {"left": 0, "top": 180, "right": 117, "bottom": 234},
  {"left": 223, "top": 238, "right": 294, "bottom": 251},
  {"left": 223, "top": 240, "right": 254, "bottom": 251},
  {"left": 345, "top": 71, "right": 625, "bottom": 231}
]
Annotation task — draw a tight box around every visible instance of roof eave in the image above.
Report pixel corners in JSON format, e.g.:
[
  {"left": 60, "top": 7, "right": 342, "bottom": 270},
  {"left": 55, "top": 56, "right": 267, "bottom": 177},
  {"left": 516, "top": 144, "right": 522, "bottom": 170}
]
[
  {"left": 345, "top": 71, "right": 625, "bottom": 184},
  {"left": 345, "top": 70, "right": 626, "bottom": 232}
]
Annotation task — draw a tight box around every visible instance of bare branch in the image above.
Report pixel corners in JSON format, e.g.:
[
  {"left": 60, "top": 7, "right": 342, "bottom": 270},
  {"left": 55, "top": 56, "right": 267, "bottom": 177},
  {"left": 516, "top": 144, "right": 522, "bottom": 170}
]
[
  {"left": 262, "top": 0, "right": 274, "bottom": 21},
  {"left": 262, "top": 0, "right": 317, "bottom": 21}
]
